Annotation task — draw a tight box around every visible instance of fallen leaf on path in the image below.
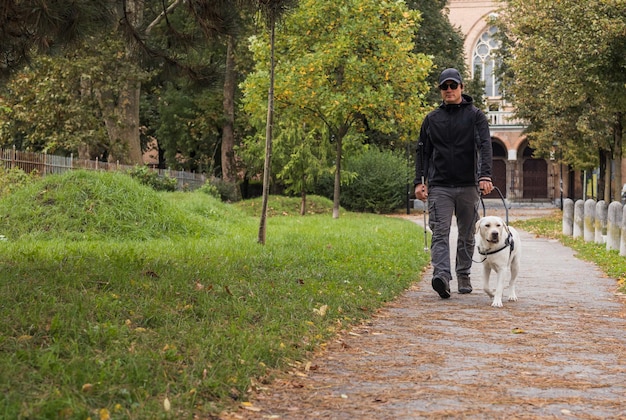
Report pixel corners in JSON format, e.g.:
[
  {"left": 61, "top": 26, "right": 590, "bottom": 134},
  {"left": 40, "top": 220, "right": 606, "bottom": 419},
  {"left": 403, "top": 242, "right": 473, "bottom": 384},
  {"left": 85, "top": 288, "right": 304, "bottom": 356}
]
[{"left": 241, "top": 402, "right": 261, "bottom": 412}]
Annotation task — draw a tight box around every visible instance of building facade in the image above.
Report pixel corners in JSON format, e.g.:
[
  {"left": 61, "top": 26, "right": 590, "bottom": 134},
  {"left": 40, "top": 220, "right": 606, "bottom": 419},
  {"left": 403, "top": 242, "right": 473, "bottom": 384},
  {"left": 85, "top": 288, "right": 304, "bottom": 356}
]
[{"left": 447, "top": 0, "right": 565, "bottom": 204}]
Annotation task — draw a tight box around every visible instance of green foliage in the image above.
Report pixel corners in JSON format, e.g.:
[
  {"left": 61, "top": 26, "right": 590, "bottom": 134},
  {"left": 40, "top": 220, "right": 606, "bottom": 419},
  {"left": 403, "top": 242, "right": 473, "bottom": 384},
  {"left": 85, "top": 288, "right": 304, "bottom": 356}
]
[
  {"left": 496, "top": 0, "right": 626, "bottom": 178},
  {"left": 272, "top": 121, "right": 332, "bottom": 196},
  {"left": 244, "top": 0, "right": 433, "bottom": 137},
  {"left": 242, "top": 0, "right": 433, "bottom": 213},
  {"left": 198, "top": 178, "right": 241, "bottom": 202},
  {"left": 340, "top": 148, "right": 411, "bottom": 214},
  {"left": 0, "top": 170, "right": 212, "bottom": 241},
  {"left": 0, "top": 188, "right": 429, "bottom": 417},
  {"left": 198, "top": 181, "right": 221, "bottom": 199},
  {"left": 406, "top": 0, "right": 468, "bottom": 106},
  {"left": 210, "top": 177, "right": 241, "bottom": 202},
  {"left": 0, "top": 0, "right": 114, "bottom": 78},
  {"left": 127, "top": 165, "right": 178, "bottom": 192},
  {"left": 0, "top": 166, "right": 35, "bottom": 198},
  {"left": 0, "top": 55, "right": 108, "bottom": 154},
  {"left": 155, "top": 81, "right": 223, "bottom": 172}
]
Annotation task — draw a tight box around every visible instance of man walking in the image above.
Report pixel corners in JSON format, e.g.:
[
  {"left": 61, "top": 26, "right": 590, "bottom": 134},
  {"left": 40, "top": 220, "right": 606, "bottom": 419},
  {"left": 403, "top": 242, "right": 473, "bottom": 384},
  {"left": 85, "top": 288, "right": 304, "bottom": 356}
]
[{"left": 414, "top": 68, "right": 493, "bottom": 299}]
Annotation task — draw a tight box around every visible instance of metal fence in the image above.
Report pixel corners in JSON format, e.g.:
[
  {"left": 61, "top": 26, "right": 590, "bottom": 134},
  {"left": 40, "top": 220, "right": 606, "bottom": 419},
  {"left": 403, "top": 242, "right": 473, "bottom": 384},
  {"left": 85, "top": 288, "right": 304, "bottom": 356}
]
[{"left": 0, "top": 147, "right": 207, "bottom": 190}]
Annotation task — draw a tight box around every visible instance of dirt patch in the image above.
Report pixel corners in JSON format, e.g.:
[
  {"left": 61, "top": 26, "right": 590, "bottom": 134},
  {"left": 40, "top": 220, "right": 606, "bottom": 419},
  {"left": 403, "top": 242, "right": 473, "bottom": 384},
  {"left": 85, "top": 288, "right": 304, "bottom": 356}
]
[{"left": 223, "top": 214, "right": 626, "bottom": 419}]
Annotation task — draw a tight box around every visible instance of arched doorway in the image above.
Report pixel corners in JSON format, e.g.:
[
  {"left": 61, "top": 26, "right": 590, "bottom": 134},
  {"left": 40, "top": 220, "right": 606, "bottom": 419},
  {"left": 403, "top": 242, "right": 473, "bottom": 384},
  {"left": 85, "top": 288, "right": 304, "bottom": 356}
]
[
  {"left": 485, "top": 140, "right": 507, "bottom": 198},
  {"left": 522, "top": 146, "right": 548, "bottom": 199}
]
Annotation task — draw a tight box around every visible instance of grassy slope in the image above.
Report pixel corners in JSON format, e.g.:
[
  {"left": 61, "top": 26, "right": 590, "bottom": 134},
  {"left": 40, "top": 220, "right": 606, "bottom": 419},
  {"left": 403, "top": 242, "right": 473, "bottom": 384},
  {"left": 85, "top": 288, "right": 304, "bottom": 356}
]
[{"left": 0, "top": 171, "right": 429, "bottom": 419}]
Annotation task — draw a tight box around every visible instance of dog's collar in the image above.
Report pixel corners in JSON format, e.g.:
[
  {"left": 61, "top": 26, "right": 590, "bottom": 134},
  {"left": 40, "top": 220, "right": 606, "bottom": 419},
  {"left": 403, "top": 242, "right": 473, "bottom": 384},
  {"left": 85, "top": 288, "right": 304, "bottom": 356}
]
[{"left": 478, "top": 233, "right": 514, "bottom": 256}]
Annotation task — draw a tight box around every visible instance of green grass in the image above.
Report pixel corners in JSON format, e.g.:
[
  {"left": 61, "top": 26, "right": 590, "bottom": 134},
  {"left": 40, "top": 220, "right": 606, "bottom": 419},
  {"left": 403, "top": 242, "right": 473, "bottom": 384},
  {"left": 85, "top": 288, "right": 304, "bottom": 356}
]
[
  {"left": 0, "top": 171, "right": 429, "bottom": 419},
  {"left": 513, "top": 212, "right": 626, "bottom": 292}
]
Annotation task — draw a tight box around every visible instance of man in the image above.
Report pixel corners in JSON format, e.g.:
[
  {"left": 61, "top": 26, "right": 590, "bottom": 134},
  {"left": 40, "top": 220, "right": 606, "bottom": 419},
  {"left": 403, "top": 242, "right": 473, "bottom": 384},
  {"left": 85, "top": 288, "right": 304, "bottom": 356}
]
[{"left": 414, "top": 68, "right": 493, "bottom": 299}]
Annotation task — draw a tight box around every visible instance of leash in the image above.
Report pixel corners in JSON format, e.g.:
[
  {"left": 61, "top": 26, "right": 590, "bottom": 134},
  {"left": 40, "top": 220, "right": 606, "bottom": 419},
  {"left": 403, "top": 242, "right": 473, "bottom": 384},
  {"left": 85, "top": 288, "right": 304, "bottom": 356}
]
[
  {"left": 479, "top": 186, "right": 508, "bottom": 225},
  {"left": 473, "top": 186, "right": 512, "bottom": 263}
]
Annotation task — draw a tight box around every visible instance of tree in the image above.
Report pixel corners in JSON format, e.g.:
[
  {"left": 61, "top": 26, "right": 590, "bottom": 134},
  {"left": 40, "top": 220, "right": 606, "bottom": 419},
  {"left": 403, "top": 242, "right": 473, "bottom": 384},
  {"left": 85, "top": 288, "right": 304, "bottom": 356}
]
[
  {"left": 406, "top": 0, "right": 468, "bottom": 105},
  {"left": 0, "top": 55, "right": 108, "bottom": 155},
  {"left": 0, "top": 1, "right": 254, "bottom": 170},
  {"left": 249, "top": 0, "right": 299, "bottom": 244},
  {"left": 271, "top": 122, "right": 332, "bottom": 215},
  {"left": 497, "top": 0, "right": 626, "bottom": 200},
  {"left": 242, "top": 0, "right": 432, "bottom": 219},
  {"left": 0, "top": 1, "right": 114, "bottom": 80}
]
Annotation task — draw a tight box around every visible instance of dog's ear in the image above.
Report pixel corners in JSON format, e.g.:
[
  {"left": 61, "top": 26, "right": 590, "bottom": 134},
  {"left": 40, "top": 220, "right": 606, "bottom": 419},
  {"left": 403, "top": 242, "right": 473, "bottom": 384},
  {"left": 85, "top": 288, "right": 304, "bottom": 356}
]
[{"left": 475, "top": 219, "right": 481, "bottom": 234}]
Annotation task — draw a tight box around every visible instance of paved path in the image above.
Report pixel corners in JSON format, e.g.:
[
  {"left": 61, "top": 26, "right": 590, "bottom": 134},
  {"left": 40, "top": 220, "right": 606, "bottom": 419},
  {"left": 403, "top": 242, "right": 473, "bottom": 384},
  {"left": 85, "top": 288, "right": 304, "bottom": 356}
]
[{"left": 231, "top": 210, "right": 626, "bottom": 419}]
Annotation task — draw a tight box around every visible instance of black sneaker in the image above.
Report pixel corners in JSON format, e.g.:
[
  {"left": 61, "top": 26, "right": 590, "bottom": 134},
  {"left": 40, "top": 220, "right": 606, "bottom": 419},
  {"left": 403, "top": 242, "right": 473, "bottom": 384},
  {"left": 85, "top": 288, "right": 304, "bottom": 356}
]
[
  {"left": 457, "top": 275, "right": 473, "bottom": 294},
  {"left": 432, "top": 277, "right": 451, "bottom": 299}
]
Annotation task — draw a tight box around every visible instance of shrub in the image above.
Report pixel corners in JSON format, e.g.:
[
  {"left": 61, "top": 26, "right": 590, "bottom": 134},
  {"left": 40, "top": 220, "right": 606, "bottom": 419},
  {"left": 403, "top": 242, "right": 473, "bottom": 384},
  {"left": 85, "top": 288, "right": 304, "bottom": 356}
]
[
  {"left": 198, "top": 178, "right": 241, "bottom": 202},
  {"left": 340, "top": 148, "right": 411, "bottom": 214},
  {"left": 127, "top": 165, "right": 178, "bottom": 191},
  {"left": 0, "top": 166, "right": 35, "bottom": 198},
  {"left": 197, "top": 182, "right": 221, "bottom": 199}
]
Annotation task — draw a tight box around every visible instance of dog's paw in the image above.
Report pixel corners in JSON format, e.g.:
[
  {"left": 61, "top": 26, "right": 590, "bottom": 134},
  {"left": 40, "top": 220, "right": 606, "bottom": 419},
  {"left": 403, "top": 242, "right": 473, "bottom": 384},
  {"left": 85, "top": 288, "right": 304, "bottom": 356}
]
[
  {"left": 508, "top": 294, "right": 518, "bottom": 302},
  {"left": 491, "top": 299, "right": 503, "bottom": 308}
]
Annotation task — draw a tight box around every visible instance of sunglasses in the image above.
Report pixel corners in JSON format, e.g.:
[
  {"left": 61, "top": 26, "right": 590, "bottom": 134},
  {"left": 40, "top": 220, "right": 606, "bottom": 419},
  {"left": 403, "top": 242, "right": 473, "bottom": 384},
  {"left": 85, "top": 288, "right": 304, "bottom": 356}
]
[{"left": 439, "top": 82, "right": 459, "bottom": 91}]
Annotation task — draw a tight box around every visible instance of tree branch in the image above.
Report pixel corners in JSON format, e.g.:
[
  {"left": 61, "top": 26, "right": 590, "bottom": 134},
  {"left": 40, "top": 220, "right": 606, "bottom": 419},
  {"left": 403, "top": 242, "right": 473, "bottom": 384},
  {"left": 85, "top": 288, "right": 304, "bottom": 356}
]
[{"left": 146, "top": 0, "right": 187, "bottom": 34}]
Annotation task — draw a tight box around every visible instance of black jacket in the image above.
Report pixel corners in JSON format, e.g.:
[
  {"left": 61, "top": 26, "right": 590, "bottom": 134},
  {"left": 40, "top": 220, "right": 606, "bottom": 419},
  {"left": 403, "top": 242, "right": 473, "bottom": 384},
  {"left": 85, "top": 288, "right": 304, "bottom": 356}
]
[{"left": 414, "top": 94, "right": 492, "bottom": 187}]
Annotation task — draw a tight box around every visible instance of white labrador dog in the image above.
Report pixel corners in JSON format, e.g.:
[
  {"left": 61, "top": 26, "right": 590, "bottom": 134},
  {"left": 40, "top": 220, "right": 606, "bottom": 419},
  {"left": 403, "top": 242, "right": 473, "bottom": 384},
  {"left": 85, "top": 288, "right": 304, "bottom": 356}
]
[{"left": 475, "top": 215, "right": 521, "bottom": 308}]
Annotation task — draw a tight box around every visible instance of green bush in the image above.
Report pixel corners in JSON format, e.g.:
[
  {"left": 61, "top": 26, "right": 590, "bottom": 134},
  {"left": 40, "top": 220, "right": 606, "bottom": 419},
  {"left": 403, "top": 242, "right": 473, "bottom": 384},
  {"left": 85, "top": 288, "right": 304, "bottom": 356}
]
[
  {"left": 197, "top": 181, "right": 221, "bottom": 199},
  {"left": 210, "top": 177, "right": 241, "bottom": 202},
  {"left": 0, "top": 166, "right": 35, "bottom": 198},
  {"left": 198, "top": 178, "right": 241, "bottom": 202},
  {"left": 340, "top": 148, "right": 411, "bottom": 213},
  {"left": 127, "top": 165, "right": 177, "bottom": 191}
]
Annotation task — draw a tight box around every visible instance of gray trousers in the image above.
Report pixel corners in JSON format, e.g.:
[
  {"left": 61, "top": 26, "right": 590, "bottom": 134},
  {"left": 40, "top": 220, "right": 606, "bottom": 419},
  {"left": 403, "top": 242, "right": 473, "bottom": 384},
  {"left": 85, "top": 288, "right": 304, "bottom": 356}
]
[{"left": 427, "top": 186, "right": 480, "bottom": 281}]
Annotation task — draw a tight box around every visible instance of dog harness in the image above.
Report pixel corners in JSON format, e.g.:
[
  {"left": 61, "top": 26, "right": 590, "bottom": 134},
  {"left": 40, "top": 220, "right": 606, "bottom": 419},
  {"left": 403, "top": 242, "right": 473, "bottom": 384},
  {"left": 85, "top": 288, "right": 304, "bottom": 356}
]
[{"left": 477, "top": 231, "right": 515, "bottom": 256}]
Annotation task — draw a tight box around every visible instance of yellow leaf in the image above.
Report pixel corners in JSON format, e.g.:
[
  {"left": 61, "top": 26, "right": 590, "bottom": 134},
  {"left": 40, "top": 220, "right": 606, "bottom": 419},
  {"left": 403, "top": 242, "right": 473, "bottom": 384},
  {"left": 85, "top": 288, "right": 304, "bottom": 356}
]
[
  {"left": 163, "top": 397, "right": 171, "bottom": 412},
  {"left": 242, "top": 402, "right": 261, "bottom": 412},
  {"left": 99, "top": 408, "right": 110, "bottom": 420},
  {"left": 512, "top": 327, "right": 526, "bottom": 334}
]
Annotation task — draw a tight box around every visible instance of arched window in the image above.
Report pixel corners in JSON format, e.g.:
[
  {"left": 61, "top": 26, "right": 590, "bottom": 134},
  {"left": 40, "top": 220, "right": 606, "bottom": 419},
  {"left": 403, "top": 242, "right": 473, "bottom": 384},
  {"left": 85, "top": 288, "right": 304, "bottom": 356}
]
[{"left": 472, "top": 26, "right": 501, "bottom": 98}]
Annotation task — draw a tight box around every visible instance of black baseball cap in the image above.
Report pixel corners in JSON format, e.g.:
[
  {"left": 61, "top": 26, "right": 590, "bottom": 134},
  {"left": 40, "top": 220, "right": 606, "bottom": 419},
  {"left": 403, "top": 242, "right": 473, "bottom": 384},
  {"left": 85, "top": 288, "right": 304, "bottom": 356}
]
[{"left": 438, "top": 68, "right": 462, "bottom": 85}]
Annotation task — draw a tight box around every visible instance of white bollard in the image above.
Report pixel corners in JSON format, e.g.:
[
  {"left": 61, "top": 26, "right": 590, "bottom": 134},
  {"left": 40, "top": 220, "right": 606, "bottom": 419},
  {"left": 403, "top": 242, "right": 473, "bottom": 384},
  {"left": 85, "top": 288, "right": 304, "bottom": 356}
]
[
  {"left": 606, "top": 201, "right": 623, "bottom": 251},
  {"left": 583, "top": 199, "right": 595, "bottom": 242},
  {"left": 573, "top": 199, "right": 584, "bottom": 239},
  {"left": 620, "top": 205, "right": 626, "bottom": 256},
  {"left": 595, "top": 200, "right": 607, "bottom": 244},
  {"left": 562, "top": 198, "right": 574, "bottom": 236}
]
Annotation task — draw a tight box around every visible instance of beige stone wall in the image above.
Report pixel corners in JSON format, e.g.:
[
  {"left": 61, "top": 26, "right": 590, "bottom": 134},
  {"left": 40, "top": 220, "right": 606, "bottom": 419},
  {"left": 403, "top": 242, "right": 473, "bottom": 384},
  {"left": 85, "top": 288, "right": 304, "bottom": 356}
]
[{"left": 447, "top": 0, "right": 498, "bottom": 68}]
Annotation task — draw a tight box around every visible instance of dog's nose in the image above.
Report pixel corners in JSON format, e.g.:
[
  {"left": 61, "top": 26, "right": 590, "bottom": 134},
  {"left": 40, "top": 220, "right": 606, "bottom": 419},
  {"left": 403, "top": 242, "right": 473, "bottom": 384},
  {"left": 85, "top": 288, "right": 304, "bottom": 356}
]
[{"left": 490, "top": 232, "right": 499, "bottom": 241}]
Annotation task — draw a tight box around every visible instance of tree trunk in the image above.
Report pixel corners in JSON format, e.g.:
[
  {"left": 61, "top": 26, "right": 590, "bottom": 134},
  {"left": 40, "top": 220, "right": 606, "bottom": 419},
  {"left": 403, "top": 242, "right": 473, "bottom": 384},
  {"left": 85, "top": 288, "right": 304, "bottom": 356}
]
[
  {"left": 104, "top": 78, "right": 143, "bottom": 165},
  {"left": 258, "top": 17, "right": 276, "bottom": 245},
  {"left": 332, "top": 134, "right": 343, "bottom": 219},
  {"left": 612, "top": 112, "right": 623, "bottom": 202},
  {"left": 102, "top": 0, "right": 143, "bottom": 165},
  {"left": 300, "top": 184, "right": 306, "bottom": 216},
  {"left": 599, "top": 148, "right": 607, "bottom": 202},
  {"left": 221, "top": 35, "right": 239, "bottom": 192}
]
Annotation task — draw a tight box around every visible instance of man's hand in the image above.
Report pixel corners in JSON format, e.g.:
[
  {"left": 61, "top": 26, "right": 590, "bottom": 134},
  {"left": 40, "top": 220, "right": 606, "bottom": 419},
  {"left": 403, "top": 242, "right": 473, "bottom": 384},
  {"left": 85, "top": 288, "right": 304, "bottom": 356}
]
[
  {"left": 415, "top": 183, "right": 428, "bottom": 201},
  {"left": 479, "top": 180, "right": 494, "bottom": 195}
]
